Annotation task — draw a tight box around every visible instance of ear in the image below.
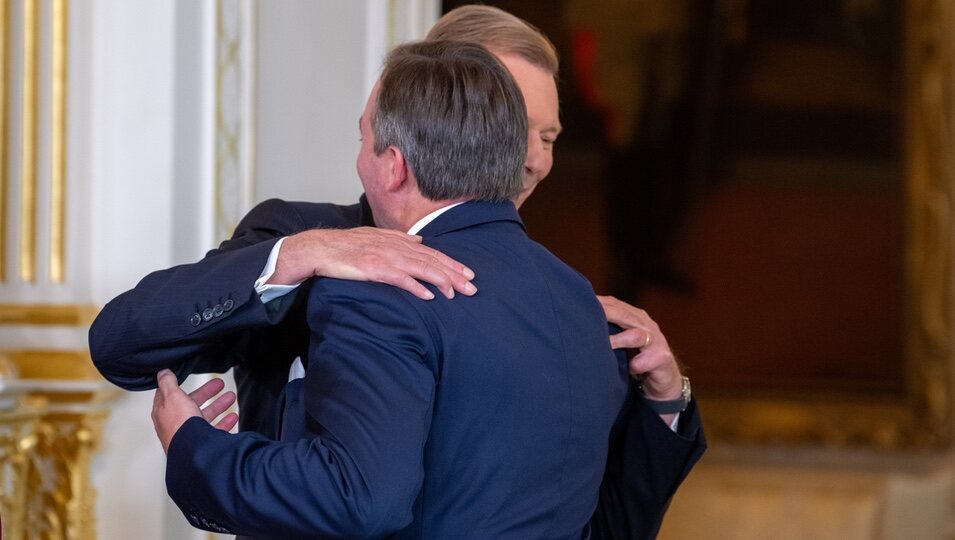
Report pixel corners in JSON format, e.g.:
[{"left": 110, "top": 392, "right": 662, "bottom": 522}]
[{"left": 381, "top": 146, "right": 416, "bottom": 194}]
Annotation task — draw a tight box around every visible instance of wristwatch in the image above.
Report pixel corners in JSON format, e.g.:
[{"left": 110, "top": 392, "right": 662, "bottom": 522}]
[{"left": 643, "top": 376, "right": 691, "bottom": 415}]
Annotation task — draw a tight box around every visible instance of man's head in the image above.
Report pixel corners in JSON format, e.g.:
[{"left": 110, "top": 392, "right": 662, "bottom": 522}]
[
  {"left": 427, "top": 5, "right": 562, "bottom": 207},
  {"left": 426, "top": 5, "right": 558, "bottom": 76},
  {"left": 357, "top": 40, "right": 527, "bottom": 230}
]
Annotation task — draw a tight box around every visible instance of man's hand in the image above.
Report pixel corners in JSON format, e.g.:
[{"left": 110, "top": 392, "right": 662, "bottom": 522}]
[
  {"left": 269, "top": 227, "right": 477, "bottom": 300},
  {"left": 152, "top": 370, "right": 238, "bottom": 454},
  {"left": 598, "top": 295, "right": 683, "bottom": 407}
]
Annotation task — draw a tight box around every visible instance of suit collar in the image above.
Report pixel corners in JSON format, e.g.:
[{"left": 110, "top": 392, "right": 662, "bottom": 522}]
[{"left": 416, "top": 200, "right": 524, "bottom": 238}]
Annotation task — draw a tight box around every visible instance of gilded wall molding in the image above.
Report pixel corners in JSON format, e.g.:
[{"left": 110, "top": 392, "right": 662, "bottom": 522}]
[
  {"left": 19, "top": 0, "right": 39, "bottom": 282},
  {"left": 0, "top": 0, "right": 71, "bottom": 284},
  {"left": 703, "top": 0, "right": 955, "bottom": 451},
  {"left": 0, "top": 304, "right": 98, "bottom": 327},
  {"left": 50, "top": 0, "right": 69, "bottom": 283}
]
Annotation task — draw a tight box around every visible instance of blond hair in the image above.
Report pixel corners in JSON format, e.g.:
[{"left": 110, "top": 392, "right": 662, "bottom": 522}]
[{"left": 426, "top": 5, "right": 559, "bottom": 76}]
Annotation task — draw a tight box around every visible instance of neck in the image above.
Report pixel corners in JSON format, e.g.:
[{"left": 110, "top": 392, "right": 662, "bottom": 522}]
[{"left": 385, "top": 196, "right": 468, "bottom": 233}]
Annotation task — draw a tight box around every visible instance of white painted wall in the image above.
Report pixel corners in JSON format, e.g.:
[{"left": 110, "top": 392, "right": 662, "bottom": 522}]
[
  {"left": 87, "top": 1, "right": 178, "bottom": 538},
  {"left": 253, "top": 1, "right": 369, "bottom": 205},
  {"left": 252, "top": 0, "right": 440, "bottom": 205}
]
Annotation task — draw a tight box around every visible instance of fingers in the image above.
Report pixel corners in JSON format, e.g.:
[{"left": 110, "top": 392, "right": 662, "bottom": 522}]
[
  {"left": 303, "top": 228, "right": 478, "bottom": 300},
  {"left": 598, "top": 295, "right": 660, "bottom": 352},
  {"left": 188, "top": 377, "right": 225, "bottom": 407},
  {"left": 199, "top": 390, "right": 236, "bottom": 424},
  {"left": 381, "top": 234, "right": 475, "bottom": 299},
  {"left": 414, "top": 240, "right": 476, "bottom": 283},
  {"left": 598, "top": 295, "right": 649, "bottom": 329},
  {"left": 388, "top": 273, "right": 438, "bottom": 301},
  {"left": 596, "top": 296, "right": 685, "bottom": 402},
  {"left": 214, "top": 412, "right": 239, "bottom": 432},
  {"left": 609, "top": 326, "right": 653, "bottom": 351},
  {"left": 187, "top": 378, "right": 237, "bottom": 428},
  {"left": 403, "top": 253, "right": 477, "bottom": 300},
  {"left": 155, "top": 371, "right": 237, "bottom": 432}
]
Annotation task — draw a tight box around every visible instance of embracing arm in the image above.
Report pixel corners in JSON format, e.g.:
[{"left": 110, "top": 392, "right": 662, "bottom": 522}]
[
  {"left": 590, "top": 295, "right": 706, "bottom": 539},
  {"left": 89, "top": 237, "right": 287, "bottom": 390},
  {"left": 156, "top": 281, "right": 436, "bottom": 538},
  {"left": 89, "top": 198, "right": 475, "bottom": 391},
  {"left": 590, "top": 390, "right": 705, "bottom": 539},
  {"left": 88, "top": 199, "right": 317, "bottom": 390}
]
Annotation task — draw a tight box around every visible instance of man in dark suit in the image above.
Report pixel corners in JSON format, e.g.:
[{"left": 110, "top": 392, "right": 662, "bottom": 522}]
[
  {"left": 151, "top": 39, "right": 628, "bottom": 538},
  {"left": 91, "top": 6, "right": 704, "bottom": 538}
]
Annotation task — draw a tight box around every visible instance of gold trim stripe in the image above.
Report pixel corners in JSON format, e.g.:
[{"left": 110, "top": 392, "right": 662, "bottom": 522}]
[
  {"left": 0, "top": 0, "right": 8, "bottom": 283},
  {"left": 50, "top": 0, "right": 68, "bottom": 283},
  {"left": 19, "top": 0, "right": 38, "bottom": 282},
  {"left": 2, "top": 350, "right": 99, "bottom": 381},
  {"left": 0, "top": 304, "right": 98, "bottom": 326}
]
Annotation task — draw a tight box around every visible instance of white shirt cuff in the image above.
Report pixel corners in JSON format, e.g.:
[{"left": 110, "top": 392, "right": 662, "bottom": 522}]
[{"left": 254, "top": 237, "right": 302, "bottom": 304}]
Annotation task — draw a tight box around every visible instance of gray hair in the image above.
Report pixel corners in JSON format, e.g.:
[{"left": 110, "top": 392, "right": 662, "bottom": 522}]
[{"left": 373, "top": 40, "right": 527, "bottom": 202}]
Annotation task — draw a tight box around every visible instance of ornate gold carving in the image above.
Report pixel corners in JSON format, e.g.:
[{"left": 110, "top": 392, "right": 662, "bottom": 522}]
[
  {"left": 50, "top": 0, "right": 69, "bottom": 283},
  {"left": 19, "top": 0, "right": 39, "bottom": 282},
  {"left": 0, "top": 304, "right": 99, "bottom": 327},
  {"left": 0, "top": 351, "right": 120, "bottom": 540},
  {"left": 704, "top": 0, "right": 955, "bottom": 451},
  {"left": 0, "top": 400, "right": 43, "bottom": 540},
  {"left": 25, "top": 406, "right": 112, "bottom": 540}
]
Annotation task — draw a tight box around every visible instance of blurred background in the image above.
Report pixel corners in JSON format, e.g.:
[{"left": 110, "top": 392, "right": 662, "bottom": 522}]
[{"left": 0, "top": 0, "right": 952, "bottom": 538}]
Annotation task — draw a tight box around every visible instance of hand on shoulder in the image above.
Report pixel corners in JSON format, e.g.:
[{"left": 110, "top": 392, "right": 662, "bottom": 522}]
[{"left": 271, "top": 227, "right": 477, "bottom": 301}]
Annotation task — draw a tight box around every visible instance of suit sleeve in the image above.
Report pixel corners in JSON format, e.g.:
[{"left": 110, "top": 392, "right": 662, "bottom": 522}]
[
  {"left": 589, "top": 382, "right": 706, "bottom": 540},
  {"left": 88, "top": 199, "right": 316, "bottom": 390},
  {"left": 164, "top": 280, "right": 435, "bottom": 539}
]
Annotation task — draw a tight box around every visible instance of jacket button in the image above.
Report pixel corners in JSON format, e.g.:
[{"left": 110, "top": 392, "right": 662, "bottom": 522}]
[
  {"left": 189, "top": 313, "right": 201, "bottom": 326},
  {"left": 202, "top": 308, "right": 214, "bottom": 321},
  {"left": 213, "top": 304, "right": 224, "bottom": 317},
  {"left": 223, "top": 299, "right": 234, "bottom": 312}
]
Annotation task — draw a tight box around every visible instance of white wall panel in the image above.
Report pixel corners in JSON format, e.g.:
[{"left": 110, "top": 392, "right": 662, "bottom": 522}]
[
  {"left": 253, "top": 1, "right": 368, "bottom": 205},
  {"left": 86, "top": 1, "right": 182, "bottom": 539}
]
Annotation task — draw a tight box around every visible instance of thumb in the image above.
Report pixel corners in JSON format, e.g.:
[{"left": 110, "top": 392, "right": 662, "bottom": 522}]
[{"left": 156, "top": 369, "right": 178, "bottom": 392}]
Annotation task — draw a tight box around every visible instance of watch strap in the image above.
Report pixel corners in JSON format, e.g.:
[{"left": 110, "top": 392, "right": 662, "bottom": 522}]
[{"left": 642, "top": 376, "right": 691, "bottom": 414}]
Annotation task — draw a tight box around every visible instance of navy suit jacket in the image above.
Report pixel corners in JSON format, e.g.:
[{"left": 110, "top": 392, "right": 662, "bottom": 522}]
[
  {"left": 166, "top": 201, "right": 630, "bottom": 538},
  {"left": 90, "top": 197, "right": 705, "bottom": 539}
]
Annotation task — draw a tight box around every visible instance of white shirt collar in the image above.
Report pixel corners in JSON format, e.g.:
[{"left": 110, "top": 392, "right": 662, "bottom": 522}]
[{"left": 407, "top": 202, "right": 465, "bottom": 235}]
